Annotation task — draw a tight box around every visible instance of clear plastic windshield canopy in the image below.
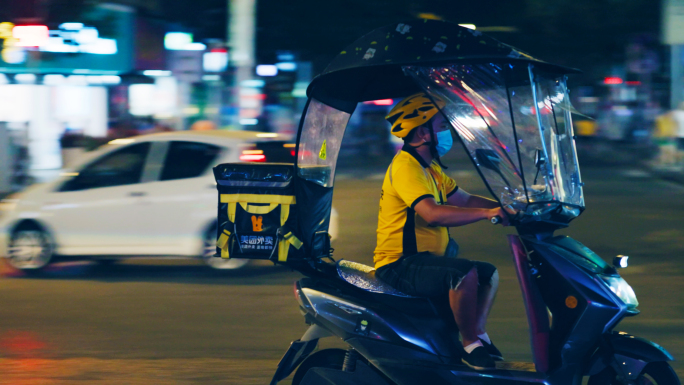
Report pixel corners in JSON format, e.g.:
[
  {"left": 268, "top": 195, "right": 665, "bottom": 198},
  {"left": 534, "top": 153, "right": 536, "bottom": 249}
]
[
  {"left": 406, "top": 63, "right": 584, "bottom": 222},
  {"left": 296, "top": 98, "right": 351, "bottom": 187}
]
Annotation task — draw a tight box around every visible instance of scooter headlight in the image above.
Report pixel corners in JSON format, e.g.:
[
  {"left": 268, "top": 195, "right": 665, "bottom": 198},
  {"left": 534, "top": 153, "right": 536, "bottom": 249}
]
[{"left": 600, "top": 275, "right": 639, "bottom": 308}]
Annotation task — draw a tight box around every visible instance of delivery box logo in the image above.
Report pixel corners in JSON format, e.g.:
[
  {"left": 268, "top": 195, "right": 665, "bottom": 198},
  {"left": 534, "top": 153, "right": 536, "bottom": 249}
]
[{"left": 251, "top": 215, "right": 263, "bottom": 232}]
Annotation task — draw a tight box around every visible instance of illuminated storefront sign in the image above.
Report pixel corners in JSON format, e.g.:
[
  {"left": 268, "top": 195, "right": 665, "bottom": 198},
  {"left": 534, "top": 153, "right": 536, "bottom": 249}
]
[
  {"left": 8, "top": 22, "right": 118, "bottom": 55},
  {"left": 12, "top": 25, "right": 49, "bottom": 47},
  {"left": 164, "top": 32, "right": 206, "bottom": 51},
  {"left": 203, "top": 49, "right": 228, "bottom": 72},
  {"left": 0, "top": 5, "right": 134, "bottom": 74}
]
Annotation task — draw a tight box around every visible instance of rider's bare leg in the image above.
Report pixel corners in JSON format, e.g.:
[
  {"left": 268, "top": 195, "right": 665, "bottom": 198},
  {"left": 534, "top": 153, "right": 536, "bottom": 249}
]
[
  {"left": 476, "top": 269, "right": 499, "bottom": 335},
  {"left": 448, "top": 267, "right": 479, "bottom": 347}
]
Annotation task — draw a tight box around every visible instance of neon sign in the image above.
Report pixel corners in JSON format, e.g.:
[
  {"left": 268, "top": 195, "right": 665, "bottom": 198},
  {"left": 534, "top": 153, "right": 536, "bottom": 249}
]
[
  {"left": 13, "top": 25, "right": 49, "bottom": 47},
  {"left": 0, "top": 21, "right": 117, "bottom": 65},
  {"left": 40, "top": 23, "right": 117, "bottom": 55}
]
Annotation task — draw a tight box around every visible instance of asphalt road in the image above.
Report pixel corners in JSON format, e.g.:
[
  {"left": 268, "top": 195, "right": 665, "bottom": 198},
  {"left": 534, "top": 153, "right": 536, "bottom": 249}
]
[{"left": 1, "top": 166, "right": 683, "bottom": 384}]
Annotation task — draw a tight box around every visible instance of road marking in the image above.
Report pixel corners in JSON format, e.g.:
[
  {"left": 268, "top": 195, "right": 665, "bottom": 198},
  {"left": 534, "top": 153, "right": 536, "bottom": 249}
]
[{"left": 621, "top": 169, "right": 651, "bottom": 178}]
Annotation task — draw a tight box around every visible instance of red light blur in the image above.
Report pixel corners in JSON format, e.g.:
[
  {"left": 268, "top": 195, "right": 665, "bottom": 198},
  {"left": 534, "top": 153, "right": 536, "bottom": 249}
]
[
  {"left": 12, "top": 25, "right": 49, "bottom": 47},
  {"left": 242, "top": 94, "right": 266, "bottom": 100},
  {"left": 290, "top": 150, "right": 296, "bottom": 156},
  {"left": 364, "top": 99, "right": 394, "bottom": 106},
  {"left": 240, "top": 154, "right": 266, "bottom": 162},
  {"left": 626, "top": 81, "right": 641, "bottom": 86},
  {"left": 0, "top": 330, "right": 47, "bottom": 356},
  {"left": 604, "top": 77, "right": 623, "bottom": 85}
]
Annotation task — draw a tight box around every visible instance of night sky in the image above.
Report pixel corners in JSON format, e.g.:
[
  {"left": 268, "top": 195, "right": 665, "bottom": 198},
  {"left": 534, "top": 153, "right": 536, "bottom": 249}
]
[
  {"left": 0, "top": 0, "right": 664, "bottom": 84},
  {"left": 169, "top": 0, "right": 662, "bottom": 85}
]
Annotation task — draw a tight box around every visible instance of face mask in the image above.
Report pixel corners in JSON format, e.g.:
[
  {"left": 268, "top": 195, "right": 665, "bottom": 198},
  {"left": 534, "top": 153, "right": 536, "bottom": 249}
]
[{"left": 435, "top": 130, "right": 453, "bottom": 157}]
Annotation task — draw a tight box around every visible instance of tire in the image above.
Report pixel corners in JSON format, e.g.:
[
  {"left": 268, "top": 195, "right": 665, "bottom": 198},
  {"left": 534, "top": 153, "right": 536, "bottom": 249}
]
[
  {"left": 292, "top": 348, "right": 347, "bottom": 385},
  {"left": 7, "top": 226, "right": 54, "bottom": 271},
  {"left": 201, "top": 223, "right": 249, "bottom": 270},
  {"left": 588, "top": 362, "right": 680, "bottom": 385}
]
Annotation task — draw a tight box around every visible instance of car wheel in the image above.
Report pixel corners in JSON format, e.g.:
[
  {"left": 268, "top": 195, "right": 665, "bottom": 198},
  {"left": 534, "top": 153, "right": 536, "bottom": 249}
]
[
  {"left": 7, "top": 226, "right": 54, "bottom": 271},
  {"left": 201, "top": 224, "right": 249, "bottom": 270}
]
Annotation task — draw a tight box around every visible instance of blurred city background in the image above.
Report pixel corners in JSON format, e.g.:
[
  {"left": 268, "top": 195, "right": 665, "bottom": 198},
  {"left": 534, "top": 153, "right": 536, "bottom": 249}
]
[{"left": 0, "top": 0, "right": 683, "bottom": 384}]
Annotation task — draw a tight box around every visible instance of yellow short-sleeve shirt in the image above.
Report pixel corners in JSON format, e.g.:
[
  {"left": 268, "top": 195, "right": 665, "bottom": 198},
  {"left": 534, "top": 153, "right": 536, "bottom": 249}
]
[{"left": 373, "top": 145, "right": 458, "bottom": 269}]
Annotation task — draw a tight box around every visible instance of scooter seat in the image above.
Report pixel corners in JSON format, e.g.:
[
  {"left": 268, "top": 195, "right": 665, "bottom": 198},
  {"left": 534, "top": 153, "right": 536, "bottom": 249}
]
[{"left": 336, "top": 260, "right": 418, "bottom": 298}]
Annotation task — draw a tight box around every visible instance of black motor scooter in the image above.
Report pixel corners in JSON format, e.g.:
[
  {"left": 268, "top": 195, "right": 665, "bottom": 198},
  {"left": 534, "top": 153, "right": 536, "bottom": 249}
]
[{"left": 213, "top": 20, "right": 679, "bottom": 385}]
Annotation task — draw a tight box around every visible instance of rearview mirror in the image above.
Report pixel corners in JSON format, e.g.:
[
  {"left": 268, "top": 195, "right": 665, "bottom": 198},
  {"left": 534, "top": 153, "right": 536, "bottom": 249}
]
[
  {"left": 534, "top": 149, "right": 546, "bottom": 168},
  {"left": 474, "top": 149, "right": 512, "bottom": 190},
  {"left": 475, "top": 149, "right": 501, "bottom": 173}
]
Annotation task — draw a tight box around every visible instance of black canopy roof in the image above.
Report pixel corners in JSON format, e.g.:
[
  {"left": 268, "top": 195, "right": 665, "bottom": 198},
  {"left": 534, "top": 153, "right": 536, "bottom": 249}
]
[{"left": 307, "top": 19, "right": 579, "bottom": 111}]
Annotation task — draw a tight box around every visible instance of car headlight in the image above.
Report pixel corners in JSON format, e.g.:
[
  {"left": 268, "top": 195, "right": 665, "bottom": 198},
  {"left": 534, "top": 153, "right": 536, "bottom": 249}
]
[{"left": 601, "top": 275, "right": 639, "bottom": 308}]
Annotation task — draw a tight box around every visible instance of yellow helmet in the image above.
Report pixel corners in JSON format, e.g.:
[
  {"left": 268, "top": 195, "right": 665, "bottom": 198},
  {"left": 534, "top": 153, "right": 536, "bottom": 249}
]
[{"left": 386, "top": 93, "right": 442, "bottom": 138}]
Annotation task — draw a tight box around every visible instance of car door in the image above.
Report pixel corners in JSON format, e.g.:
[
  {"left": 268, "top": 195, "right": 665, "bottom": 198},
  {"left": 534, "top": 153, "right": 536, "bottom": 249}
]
[
  {"left": 140, "top": 140, "right": 224, "bottom": 256},
  {"left": 45, "top": 141, "right": 164, "bottom": 255}
]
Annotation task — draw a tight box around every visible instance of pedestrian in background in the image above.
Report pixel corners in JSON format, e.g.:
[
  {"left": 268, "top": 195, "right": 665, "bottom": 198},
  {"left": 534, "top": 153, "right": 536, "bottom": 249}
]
[
  {"left": 654, "top": 111, "right": 678, "bottom": 168},
  {"left": 673, "top": 102, "right": 684, "bottom": 168}
]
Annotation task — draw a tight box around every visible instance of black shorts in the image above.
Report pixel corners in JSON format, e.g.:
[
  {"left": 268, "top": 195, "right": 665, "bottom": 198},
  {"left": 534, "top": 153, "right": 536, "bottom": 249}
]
[{"left": 376, "top": 252, "right": 497, "bottom": 298}]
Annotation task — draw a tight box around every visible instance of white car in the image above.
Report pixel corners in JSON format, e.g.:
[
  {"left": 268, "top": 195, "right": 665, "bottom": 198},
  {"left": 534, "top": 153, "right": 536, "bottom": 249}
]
[{"left": 0, "top": 130, "right": 339, "bottom": 271}]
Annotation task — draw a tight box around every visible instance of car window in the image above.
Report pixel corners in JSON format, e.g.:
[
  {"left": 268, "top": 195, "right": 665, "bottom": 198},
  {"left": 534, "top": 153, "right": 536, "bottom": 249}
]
[
  {"left": 60, "top": 143, "right": 151, "bottom": 192},
  {"left": 252, "top": 141, "right": 296, "bottom": 163},
  {"left": 160, "top": 141, "right": 222, "bottom": 181}
]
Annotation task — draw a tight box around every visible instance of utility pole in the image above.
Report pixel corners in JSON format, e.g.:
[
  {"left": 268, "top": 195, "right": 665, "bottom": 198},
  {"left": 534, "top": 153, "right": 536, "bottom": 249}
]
[
  {"left": 228, "top": 0, "right": 257, "bottom": 129},
  {"left": 664, "top": 0, "right": 684, "bottom": 109}
]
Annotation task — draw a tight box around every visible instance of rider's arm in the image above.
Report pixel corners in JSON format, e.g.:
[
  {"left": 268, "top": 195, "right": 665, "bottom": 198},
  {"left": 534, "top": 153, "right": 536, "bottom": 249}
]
[
  {"left": 414, "top": 197, "right": 500, "bottom": 227},
  {"left": 447, "top": 188, "right": 500, "bottom": 209}
]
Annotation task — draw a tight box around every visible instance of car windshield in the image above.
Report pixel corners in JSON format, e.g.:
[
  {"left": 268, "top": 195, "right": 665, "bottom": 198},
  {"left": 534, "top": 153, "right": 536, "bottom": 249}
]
[{"left": 406, "top": 63, "right": 584, "bottom": 221}]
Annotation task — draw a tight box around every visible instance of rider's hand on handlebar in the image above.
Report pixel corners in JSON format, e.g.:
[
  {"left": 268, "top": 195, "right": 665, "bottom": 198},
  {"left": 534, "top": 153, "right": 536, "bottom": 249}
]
[{"left": 487, "top": 208, "right": 511, "bottom": 226}]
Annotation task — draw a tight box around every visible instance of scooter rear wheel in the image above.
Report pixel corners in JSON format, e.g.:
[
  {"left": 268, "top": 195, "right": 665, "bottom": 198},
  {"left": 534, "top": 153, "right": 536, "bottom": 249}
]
[{"left": 588, "top": 361, "right": 680, "bottom": 385}]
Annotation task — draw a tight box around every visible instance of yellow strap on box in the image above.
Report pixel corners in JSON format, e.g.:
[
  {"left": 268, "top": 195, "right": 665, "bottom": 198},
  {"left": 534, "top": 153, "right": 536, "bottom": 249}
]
[
  {"left": 277, "top": 231, "right": 303, "bottom": 262},
  {"left": 220, "top": 194, "right": 296, "bottom": 205},
  {"left": 217, "top": 229, "right": 231, "bottom": 259},
  {"left": 280, "top": 205, "right": 290, "bottom": 226},
  {"left": 223, "top": 194, "right": 294, "bottom": 225},
  {"left": 228, "top": 203, "right": 237, "bottom": 223},
  {"left": 239, "top": 202, "right": 279, "bottom": 215},
  {"left": 278, "top": 240, "right": 289, "bottom": 262},
  {"left": 283, "top": 232, "right": 303, "bottom": 249}
]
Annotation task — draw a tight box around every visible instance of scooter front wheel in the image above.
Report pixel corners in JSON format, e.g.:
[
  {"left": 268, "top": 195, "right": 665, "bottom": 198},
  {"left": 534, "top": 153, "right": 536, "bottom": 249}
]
[{"left": 588, "top": 361, "right": 680, "bottom": 385}]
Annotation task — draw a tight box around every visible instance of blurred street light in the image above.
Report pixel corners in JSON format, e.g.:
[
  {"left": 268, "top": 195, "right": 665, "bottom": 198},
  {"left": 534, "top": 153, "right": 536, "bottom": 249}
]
[{"left": 256, "top": 64, "right": 277, "bottom": 76}]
